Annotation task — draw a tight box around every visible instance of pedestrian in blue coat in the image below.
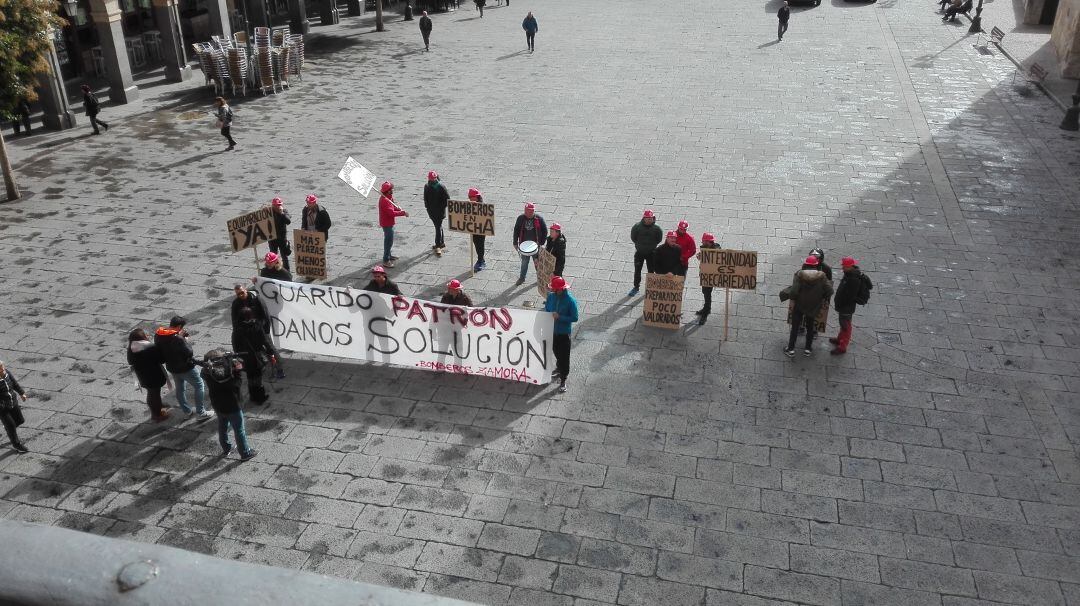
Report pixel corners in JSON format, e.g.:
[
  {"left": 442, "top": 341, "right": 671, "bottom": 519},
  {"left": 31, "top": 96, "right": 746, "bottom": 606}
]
[
  {"left": 543, "top": 276, "right": 578, "bottom": 393},
  {"left": 522, "top": 12, "right": 538, "bottom": 52}
]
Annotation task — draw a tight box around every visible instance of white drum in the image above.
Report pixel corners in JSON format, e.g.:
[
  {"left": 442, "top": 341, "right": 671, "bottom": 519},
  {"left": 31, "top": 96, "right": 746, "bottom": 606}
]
[{"left": 517, "top": 241, "right": 539, "bottom": 257}]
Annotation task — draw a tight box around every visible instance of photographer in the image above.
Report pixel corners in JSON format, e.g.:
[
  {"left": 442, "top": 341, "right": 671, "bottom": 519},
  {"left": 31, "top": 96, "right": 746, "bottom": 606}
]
[
  {"left": 232, "top": 307, "right": 277, "bottom": 404},
  {"left": 154, "top": 316, "right": 211, "bottom": 418},
  {"left": 200, "top": 349, "right": 256, "bottom": 460}
]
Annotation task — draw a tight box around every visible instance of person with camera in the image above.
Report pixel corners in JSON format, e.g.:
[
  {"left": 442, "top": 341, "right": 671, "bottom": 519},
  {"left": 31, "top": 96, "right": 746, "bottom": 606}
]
[
  {"left": 154, "top": 316, "right": 212, "bottom": 418},
  {"left": 200, "top": 350, "right": 256, "bottom": 460},
  {"left": 232, "top": 307, "right": 278, "bottom": 404}
]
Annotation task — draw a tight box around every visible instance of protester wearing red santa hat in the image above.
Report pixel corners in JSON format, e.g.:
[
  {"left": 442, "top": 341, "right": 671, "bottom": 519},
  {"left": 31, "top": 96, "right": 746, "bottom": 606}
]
[
  {"left": 268, "top": 197, "right": 292, "bottom": 271},
  {"left": 301, "top": 194, "right": 332, "bottom": 241},
  {"left": 674, "top": 220, "right": 696, "bottom": 277},
  {"left": 628, "top": 209, "right": 663, "bottom": 296},
  {"left": 830, "top": 256, "right": 872, "bottom": 355},
  {"left": 545, "top": 222, "right": 566, "bottom": 277},
  {"left": 513, "top": 202, "right": 548, "bottom": 285},
  {"left": 781, "top": 255, "right": 834, "bottom": 357},
  {"left": 378, "top": 182, "right": 409, "bottom": 267},
  {"left": 440, "top": 279, "right": 473, "bottom": 306},
  {"left": 468, "top": 188, "right": 488, "bottom": 272},
  {"left": 259, "top": 252, "right": 293, "bottom": 282},
  {"left": 651, "top": 231, "right": 683, "bottom": 276},
  {"left": 424, "top": 171, "right": 450, "bottom": 256},
  {"left": 694, "top": 232, "right": 719, "bottom": 325},
  {"left": 363, "top": 265, "right": 402, "bottom": 295},
  {"left": 544, "top": 276, "right": 579, "bottom": 393}
]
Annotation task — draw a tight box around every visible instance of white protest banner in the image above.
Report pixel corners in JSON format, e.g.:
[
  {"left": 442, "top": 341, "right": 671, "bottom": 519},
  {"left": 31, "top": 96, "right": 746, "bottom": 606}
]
[
  {"left": 227, "top": 207, "right": 277, "bottom": 252},
  {"left": 255, "top": 278, "right": 555, "bottom": 383},
  {"left": 337, "top": 157, "right": 377, "bottom": 197}
]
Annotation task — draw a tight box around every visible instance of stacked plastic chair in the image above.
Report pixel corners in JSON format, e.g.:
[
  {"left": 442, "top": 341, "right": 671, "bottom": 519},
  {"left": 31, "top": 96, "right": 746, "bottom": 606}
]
[
  {"left": 285, "top": 34, "right": 304, "bottom": 81},
  {"left": 252, "top": 27, "right": 277, "bottom": 94},
  {"left": 209, "top": 48, "right": 230, "bottom": 96},
  {"left": 192, "top": 42, "right": 221, "bottom": 94},
  {"left": 227, "top": 46, "right": 248, "bottom": 97}
]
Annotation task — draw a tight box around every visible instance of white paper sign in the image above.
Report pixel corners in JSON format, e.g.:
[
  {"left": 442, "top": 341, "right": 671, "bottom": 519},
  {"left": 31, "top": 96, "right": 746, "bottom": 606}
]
[
  {"left": 337, "top": 157, "right": 377, "bottom": 197},
  {"left": 255, "top": 278, "right": 555, "bottom": 383}
]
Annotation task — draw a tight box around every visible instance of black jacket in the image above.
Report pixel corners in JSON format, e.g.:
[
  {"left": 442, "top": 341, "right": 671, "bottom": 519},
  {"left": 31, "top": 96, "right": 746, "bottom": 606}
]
[
  {"left": 364, "top": 279, "right": 402, "bottom": 296},
  {"left": 83, "top": 92, "right": 100, "bottom": 116},
  {"left": 0, "top": 372, "right": 25, "bottom": 408},
  {"left": 545, "top": 234, "right": 566, "bottom": 277},
  {"left": 301, "top": 205, "right": 332, "bottom": 239},
  {"left": 441, "top": 291, "right": 473, "bottom": 306},
  {"left": 153, "top": 327, "right": 196, "bottom": 373},
  {"left": 424, "top": 181, "right": 450, "bottom": 221},
  {"left": 512, "top": 214, "right": 548, "bottom": 247},
  {"left": 232, "top": 319, "right": 277, "bottom": 372},
  {"left": 272, "top": 209, "right": 291, "bottom": 245},
  {"left": 260, "top": 267, "right": 293, "bottom": 281},
  {"left": 652, "top": 243, "right": 682, "bottom": 275},
  {"left": 789, "top": 269, "right": 834, "bottom": 316},
  {"left": 834, "top": 268, "right": 869, "bottom": 315},
  {"left": 231, "top": 291, "right": 270, "bottom": 333},
  {"left": 419, "top": 15, "right": 432, "bottom": 33},
  {"left": 778, "top": 6, "right": 790, "bottom": 22},
  {"left": 127, "top": 340, "right": 168, "bottom": 390},
  {"left": 631, "top": 221, "right": 663, "bottom": 256},
  {"left": 202, "top": 365, "right": 243, "bottom": 414}
]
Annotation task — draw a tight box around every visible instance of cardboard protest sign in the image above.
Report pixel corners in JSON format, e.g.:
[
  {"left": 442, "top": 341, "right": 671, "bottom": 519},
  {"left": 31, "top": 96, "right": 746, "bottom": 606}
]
[
  {"left": 642, "top": 273, "right": 684, "bottom": 330},
  {"left": 337, "top": 157, "right": 377, "bottom": 197},
  {"left": 255, "top": 278, "right": 555, "bottom": 383},
  {"left": 535, "top": 248, "right": 557, "bottom": 298},
  {"left": 700, "top": 248, "right": 758, "bottom": 290},
  {"left": 293, "top": 229, "right": 327, "bottom": 279},
  {"left": 227, "top": 207, "right": 277, "bottom": 252},
  {"left": 447, "top": 199, "right": 495, "bottom": 236},
  {"left": 788, "top": 301, "right": 829, "bottom": 333}
]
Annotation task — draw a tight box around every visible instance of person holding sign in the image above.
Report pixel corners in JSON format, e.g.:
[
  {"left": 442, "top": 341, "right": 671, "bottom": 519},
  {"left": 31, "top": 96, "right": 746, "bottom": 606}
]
[
  {"left": 694, "top": 233, "right": 719, "bottom": 325},
  {"left": 424, "top": 171, "right": 450, "bottom": 256},
  {"left": 440, "top": 279, "right": 473, "bottom": 306},
  {"left": 545, "top": 223, "right": 566, "bottom": 277},
  {"left": 259, "top": 252, "right": 293, "bottom": 281},
  {"left": 363, "top": 265, "right": 403, "bottom": 295},
  {"left": 269, "top": 198, "right": 292, "bottom": 271},
  {"left": 378, "top": 181, "right": 409, "bottom": 268},
  {"left": 544, "top": 276, "right": 578, "bottom": 393},
  {"left": 513, "top": 202, "right": 548, "bottom": 285},
  {"left": 674, "top": 220, "right": 696, "bottom": 277},
  {"left": 628, "top": 209, "right": 663, "bottom": 296},
  {"left": 780, "top": 256, "right": 834, "bottom": 358},
  {"left": 652, "top": 231, "right": 683, "bottom": 276},
  {"left": 830, "top": 257, "right": 872, "bottom": 356},
  {"left": 468, "top": 188, "right": 488, "bottom": 272},
  {"left": 301, "top": 194, "right": 332, "bottom": 241}
]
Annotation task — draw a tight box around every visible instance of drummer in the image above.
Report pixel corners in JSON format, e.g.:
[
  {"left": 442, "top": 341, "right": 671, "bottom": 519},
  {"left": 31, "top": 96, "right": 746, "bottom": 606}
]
[
  {"left": 545, "top": 222, "right": 566, "bottom": 277},
  {"left": 513, "top": 202, "right": 548, "bottom": 286}
]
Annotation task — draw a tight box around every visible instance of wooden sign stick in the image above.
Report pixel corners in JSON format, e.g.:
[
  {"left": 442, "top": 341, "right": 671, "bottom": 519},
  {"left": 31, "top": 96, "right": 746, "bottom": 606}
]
[
  {"left": 723, "top": 287, "right": 731, "bottom": 342},
  {"left": 470, "top": 239, "right": 475, "bottom": 277},
  {"left": 253, "top": 244, "right": 261, "bottom": 273}
]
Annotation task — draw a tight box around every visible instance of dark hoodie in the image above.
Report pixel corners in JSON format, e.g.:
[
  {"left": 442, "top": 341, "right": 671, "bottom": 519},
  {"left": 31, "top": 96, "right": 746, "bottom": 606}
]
[
  {"left": 127, "top": 340, "right": 168, "bottom": 389},
  {"left": 201, "top": 358, "right": 243, "bottom": 414},
  {"left": 630, "top": 220, "right": 663, "bottom": 255},
  {"left": 154, "top": 327, "right": 196, "bottom": 373},
  {"left": 834, "top": 267, "right": 870, "bottom": 314},
  {"left": 231, "top": 290, "right": 270, "bottom": 333},
  {"left": 545, "top": 234, "right": 566, "bottom": 276},
  {"left": 364, "top": 279, "right": 402, "bottom": 296},
  {"left": 790, "top": 269, "right": 834, "bottom": 316},
  {"left": 260, "top": 266, "right": 293, "bottom": 281},
  {"left": 652, "top": 242, "right": 682, "bottom": 275},
  {"left": 424, "top": 180, "right": 450, "bottom": 221},
  {"left": 232, "top": 318, "right": 277, "bottom": 372}
]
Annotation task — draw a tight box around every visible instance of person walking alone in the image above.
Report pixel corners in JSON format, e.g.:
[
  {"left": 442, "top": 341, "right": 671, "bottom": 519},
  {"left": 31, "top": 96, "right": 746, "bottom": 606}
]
[
  {"left": 201, "top": 350, "right": 256, "bottom": 460},
  {"left": 269, "top": 197, "right": 292, "bottom": 270},
  {"left": 154, "top": 316, "right": 211, "bottom": 418},
  {"left": 12, "top": 99, "right": 32, "bottom": 137},
  {"left": 475, "top": 0, "right": 484, "bottom": 16},
  {"left": 214, "top": 97, "right": 236, "bottom": 150},
  {"left": 523, "top": 12, "right": 538, "bottom": 52},
  {"left": 780, "top": 256, "right": 833, "bottom": 357},
  {"left": 694, "top": 233, "right": 719, "bottom": 325},
  {"left": 424, "top": 171, "right": 450, "bottom": 256},
  {"left": 830, "top": 257, "right": 872, "bottom": 355},
  {"left": 0, "top": 361, "right": 30, "bottom": 453},
  {"left": 513, "top": 202, "right": 548, "bottom": 285},
  {"left": 126, "top": 329, "right": 172, "bottom": 422},
  {"left": 379, "top": 181, "right": 408, "bottom": 267},
  {"left": 468, "top": 188, "right": 488, "bottom": 272},
  {"left": 777, "top": 1, "right": 790, "bottom": 41},
  {"left": 544, "top": 276, "right": 578, "bottom": 393},
  {"left": 419, "top": 11, "right": 433, "bottom": 50},
  {"left": 628, "top": 209, "right": 662, "bottom": 296},
  {"left": 81, "top": 84, "right": 109, "bottom": 135}
]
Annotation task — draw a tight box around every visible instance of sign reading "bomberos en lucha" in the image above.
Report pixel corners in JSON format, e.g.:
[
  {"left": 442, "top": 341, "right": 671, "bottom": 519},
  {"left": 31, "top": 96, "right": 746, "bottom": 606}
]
[
  {"left": 447, "top": 200, "right": 495, "bottom": 236},
  {"left": 227, "top": 207, "right": 277, "bottom": 252},
  {"left": 699, "top": 248, "right": 758, "bottom": 290}
]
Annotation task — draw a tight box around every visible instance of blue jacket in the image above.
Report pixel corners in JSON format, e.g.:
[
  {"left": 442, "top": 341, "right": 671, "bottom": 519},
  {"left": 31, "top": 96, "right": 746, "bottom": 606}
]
[
  {"left": 544, "top": 291, "right": 578, "bottom": 335},
  {"left": 523, "top": 16, "right": 538, "bottom": 33}
]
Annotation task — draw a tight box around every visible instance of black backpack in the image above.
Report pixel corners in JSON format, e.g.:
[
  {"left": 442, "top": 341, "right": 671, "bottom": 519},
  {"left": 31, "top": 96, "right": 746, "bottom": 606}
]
[{"left": 855, "top": 273, "right": 873, "bottom": 305}]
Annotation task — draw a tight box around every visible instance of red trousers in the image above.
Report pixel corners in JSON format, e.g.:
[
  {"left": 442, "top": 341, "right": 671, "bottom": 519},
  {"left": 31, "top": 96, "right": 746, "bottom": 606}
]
[{"left": 836, "top": 314, "right": 853, "bottom": 351}]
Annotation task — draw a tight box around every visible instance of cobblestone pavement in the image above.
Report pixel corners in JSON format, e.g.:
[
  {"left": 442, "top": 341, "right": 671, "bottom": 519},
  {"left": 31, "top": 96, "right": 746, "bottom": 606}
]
[{"left": 3, "top": 0, "right": 1080, "bottom": 604}]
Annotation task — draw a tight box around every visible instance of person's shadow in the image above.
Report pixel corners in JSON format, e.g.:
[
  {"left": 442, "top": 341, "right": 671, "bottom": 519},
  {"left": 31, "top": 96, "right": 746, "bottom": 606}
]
[{"left": 757, "top": 40, "right": 780, "bottom": 48}]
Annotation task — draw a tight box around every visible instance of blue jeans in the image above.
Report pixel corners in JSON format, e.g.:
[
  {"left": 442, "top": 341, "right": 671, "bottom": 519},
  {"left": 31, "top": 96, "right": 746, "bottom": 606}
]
[
  {"left": 519, "top": 255, "right": 533, "bottom": 280},
  {"left": 383, "top": 226, "right": 394, "bottom": 262},
  {"left": 172, "top": 367, "right": 206, "bottom": 413},
  {"left": 218, "top": 412, "right": 253, "bottom": 455}
]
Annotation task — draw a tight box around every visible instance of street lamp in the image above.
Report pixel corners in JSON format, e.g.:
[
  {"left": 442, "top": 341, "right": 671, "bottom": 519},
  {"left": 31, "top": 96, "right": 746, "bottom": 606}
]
[{"left": 968, "top": 0, "right": 983, "bottom": 33}]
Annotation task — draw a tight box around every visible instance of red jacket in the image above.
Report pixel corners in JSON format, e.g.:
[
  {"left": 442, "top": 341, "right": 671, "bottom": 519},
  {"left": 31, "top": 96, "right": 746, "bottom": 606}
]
[
  {"left": 379, "top": 195, "right": 406, "bottom": 227},
  {"left": 675, "top": 231, "right": 696, "bottom": 266}
]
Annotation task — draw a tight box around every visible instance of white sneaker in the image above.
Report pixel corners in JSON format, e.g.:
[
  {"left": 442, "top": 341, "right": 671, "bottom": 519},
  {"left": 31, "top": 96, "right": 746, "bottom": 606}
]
[{"left": 198, "top": 410, "right": 215, "bottom": 418}]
